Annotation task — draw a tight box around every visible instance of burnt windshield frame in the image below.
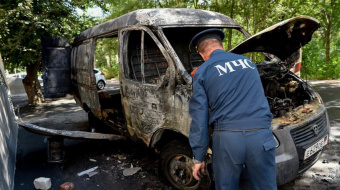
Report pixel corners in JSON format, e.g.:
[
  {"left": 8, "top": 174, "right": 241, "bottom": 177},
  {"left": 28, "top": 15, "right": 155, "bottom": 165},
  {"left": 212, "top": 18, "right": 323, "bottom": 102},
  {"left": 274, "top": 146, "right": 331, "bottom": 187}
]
[{"left": 157, "top": 27, "right": 249, "bottom": 85}]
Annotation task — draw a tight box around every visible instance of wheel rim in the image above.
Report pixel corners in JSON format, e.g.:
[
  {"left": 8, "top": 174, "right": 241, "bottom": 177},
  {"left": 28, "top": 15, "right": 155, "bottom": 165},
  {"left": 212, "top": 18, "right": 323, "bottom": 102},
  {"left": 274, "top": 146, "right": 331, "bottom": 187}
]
[
  {"left": 167, "top": 154, "right": 199, "bottom": 188},
  {"left": 98, "top": 81, "right": 105, "bottom": 89}
]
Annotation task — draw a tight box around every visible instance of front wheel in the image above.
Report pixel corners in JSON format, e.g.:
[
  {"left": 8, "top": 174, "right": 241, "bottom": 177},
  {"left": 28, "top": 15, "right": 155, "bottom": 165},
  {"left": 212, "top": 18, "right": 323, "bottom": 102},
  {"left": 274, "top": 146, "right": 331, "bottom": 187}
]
[
  {"left": 97, "top": 80, "right": 105, "bottom": 90},
  {"left": 160, "top": 141, "right": 200, "bottom": 190}
]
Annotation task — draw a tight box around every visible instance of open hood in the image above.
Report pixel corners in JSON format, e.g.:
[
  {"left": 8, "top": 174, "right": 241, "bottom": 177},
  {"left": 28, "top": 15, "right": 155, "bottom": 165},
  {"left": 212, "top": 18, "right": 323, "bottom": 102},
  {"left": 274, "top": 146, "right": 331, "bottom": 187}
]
[{"left": 230, "top": 16, "right": 320, "bottom": 61}]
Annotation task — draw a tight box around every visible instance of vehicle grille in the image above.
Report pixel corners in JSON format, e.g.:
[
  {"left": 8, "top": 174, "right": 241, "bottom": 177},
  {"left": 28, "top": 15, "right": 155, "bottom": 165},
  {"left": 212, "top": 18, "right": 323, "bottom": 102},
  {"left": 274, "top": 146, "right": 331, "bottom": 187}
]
[
  {"left": 290, "top": 112, "right": 327, "bottom": 146},
  {"left": 298, "top": 150, "right": 321, "bottom": 173},
  {"left": 290, "top": 112, "right": 328, "bottom": 173}
]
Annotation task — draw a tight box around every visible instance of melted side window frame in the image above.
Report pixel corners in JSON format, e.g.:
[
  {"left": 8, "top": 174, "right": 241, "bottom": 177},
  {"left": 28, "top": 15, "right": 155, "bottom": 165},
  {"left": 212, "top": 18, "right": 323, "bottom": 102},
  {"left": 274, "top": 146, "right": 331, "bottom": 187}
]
[{"left": 119, "top": 26, "right": 175, "bottom": 88}]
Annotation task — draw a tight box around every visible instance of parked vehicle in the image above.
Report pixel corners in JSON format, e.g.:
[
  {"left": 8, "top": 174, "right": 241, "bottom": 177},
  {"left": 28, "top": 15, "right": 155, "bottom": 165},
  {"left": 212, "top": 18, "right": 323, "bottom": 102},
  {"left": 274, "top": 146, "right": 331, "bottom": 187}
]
[
  {"left": 19, "top": 9, "right": 330, "bottom": 189},
  {"left": 8, "top": 72, "right": 27, "bottom": 78},
  {"left": 8, "top": 72, "right": 43, "bottom": 85},
  {"left": 94, "top": 68, "right": 106, "bottom": 90}
]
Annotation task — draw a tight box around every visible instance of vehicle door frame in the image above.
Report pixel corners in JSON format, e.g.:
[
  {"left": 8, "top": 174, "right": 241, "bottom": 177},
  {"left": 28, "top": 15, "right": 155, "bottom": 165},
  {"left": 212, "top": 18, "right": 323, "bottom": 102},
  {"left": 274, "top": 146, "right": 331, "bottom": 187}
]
[
  {"left": 118, "top": 25, "right": 176, "bottom": 144},
  {"left": 71, "top": 38, "right": 102, "bottom": 119}
]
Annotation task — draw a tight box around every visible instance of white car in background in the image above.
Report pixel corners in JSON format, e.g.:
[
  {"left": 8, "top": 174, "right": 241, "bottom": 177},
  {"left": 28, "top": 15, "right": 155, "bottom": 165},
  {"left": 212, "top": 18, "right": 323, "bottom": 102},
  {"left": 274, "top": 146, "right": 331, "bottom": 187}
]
[
  {"left": 94, "top": 68, "right": 106, "bottom": 90},
  {"left": 8, "top": 72, "right": 43, "bottom": 84},
  {"left": 8, "top": 72, "right": 27, "bottom": 78}
]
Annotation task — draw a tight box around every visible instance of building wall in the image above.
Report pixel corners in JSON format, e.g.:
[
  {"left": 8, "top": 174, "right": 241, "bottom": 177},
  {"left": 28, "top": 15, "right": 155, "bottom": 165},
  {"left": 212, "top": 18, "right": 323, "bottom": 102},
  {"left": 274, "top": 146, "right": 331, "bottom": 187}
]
[{"left": 0, "top": 61, "right": 18, "bottom": 190}]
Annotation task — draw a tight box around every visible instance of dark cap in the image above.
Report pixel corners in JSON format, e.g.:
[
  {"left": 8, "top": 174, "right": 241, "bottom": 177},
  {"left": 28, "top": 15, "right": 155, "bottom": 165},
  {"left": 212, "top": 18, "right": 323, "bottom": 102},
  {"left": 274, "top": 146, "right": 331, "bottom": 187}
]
[{"left": 190, "top": 28, "right": 225, "bottom": 51}]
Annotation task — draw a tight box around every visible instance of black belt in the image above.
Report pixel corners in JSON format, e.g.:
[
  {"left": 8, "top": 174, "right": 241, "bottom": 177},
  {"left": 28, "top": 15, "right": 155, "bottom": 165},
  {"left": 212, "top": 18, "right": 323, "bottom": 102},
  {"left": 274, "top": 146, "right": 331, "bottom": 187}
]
[
  {"left": 214, "top": 128, "right": 262, "bottom": 132},
  {"left": 228, "top": 128, "right": 261, "bottom": 132}
]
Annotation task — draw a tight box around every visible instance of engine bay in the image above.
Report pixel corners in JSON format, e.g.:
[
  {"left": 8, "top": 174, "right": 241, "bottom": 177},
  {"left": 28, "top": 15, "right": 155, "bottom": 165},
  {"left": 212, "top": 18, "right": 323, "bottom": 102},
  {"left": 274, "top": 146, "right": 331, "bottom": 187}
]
[{"left": 258, "top": 61, "right": 317, "bottom": 120}]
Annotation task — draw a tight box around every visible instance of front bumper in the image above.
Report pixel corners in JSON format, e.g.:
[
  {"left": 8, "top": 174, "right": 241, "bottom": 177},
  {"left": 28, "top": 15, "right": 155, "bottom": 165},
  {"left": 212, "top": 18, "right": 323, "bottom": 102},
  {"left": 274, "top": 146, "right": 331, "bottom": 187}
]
[{"left": 273, "top": 107, "right": 330, "bottom": 186}]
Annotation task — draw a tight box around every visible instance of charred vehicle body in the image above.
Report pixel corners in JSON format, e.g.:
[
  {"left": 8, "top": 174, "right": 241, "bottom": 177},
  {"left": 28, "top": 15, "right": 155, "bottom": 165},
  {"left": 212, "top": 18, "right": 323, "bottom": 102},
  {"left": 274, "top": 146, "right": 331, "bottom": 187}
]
[{"left": 19, "top": 9, "right": 330, "bottom": 189}]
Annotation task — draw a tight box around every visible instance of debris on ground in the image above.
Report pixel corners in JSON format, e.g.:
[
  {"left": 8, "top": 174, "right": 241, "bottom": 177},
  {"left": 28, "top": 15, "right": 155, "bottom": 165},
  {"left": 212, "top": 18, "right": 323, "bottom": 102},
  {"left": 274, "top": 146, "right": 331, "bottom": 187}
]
[
  {"left": 60, "top": 182, "right": 75, "bottom": 190},
  {"left": 89, "top": 159, "right": 97, "bottom": 162},
  {"left": 88, "top": 171, "right": 99, "bottom": 177},
  {"left": 322, "top": 160, "right": 329, "bottom": 164},
  {"left": 139, "top": 172, "right": 146, "bottom": 178},
  {"left": 33, "top": 177, "right": 51, "bottom": 190},
  {"left": 117, "top": 154, "right": 127, "bottom": 160},
  {"left": 123, "top": 166, "right": 142, "bottom": 176},
  {"left": 77, "top": 166, "right": 98, "bottom": 176},
  {"left": 117, "top": 162, "right": 129, "bottom": 169}
]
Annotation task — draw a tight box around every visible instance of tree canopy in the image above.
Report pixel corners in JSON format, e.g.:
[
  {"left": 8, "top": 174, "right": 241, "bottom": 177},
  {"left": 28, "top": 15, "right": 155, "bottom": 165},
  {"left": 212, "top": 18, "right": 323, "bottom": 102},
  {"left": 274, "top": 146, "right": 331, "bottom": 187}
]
[
  {"left": 0, "top": 0, "right": 339, "bottom": 104},
  {"left": 0, "top": 0, "right": 103, "bottom": 104},
  {"left": 100, "top": 0, "right": 340, "bottom": 79}
]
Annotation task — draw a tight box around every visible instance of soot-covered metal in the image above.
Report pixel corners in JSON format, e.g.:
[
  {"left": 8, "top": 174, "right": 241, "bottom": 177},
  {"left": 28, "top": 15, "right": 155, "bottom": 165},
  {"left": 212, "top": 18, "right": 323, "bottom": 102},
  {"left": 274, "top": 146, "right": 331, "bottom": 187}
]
[{"left": 19, "top": 9, "right": 330, "bottom": 189}]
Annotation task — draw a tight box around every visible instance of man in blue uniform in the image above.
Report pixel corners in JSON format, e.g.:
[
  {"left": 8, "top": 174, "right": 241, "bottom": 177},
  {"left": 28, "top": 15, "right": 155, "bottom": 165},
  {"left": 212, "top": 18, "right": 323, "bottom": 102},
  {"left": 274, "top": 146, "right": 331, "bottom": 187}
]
[{"left": 189, "top": 29, "right": 277, "bottom": 190}]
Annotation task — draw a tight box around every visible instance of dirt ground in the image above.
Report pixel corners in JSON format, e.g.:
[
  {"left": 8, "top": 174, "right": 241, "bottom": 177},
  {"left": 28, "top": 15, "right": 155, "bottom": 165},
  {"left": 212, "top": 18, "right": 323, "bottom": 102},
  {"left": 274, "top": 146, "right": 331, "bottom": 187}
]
[
  {"left": 15, "top": 96, "right": 172, "bottom": 190},
  {"left": 14, "top": 80, "right": 340, "bottom": 190}
]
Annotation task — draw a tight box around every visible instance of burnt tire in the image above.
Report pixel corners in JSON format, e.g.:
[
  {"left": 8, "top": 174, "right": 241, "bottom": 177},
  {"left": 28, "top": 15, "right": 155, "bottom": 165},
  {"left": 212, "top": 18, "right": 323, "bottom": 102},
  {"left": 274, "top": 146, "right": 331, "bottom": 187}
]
[{"left": 160, "top": 140, "right": 200, "bottom": 190}]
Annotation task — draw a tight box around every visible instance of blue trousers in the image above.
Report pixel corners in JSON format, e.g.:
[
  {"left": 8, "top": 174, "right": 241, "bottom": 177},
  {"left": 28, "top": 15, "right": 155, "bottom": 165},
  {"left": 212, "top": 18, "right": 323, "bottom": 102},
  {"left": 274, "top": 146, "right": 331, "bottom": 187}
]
[{"left": 212, "top": 128, "right": 277, "bottom": 190}]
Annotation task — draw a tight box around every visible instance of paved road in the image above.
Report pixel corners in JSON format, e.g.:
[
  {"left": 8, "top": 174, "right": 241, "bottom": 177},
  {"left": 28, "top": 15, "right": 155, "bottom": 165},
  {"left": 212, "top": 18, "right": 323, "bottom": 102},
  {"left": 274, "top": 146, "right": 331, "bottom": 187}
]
[{"left": 13, "top": 80, "right": 340, "bottom": 190}]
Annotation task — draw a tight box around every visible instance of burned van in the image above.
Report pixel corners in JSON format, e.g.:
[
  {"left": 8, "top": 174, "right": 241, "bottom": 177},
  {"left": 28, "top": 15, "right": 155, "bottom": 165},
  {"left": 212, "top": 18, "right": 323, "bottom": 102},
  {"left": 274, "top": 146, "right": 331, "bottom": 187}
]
[{"left": 20, "top": 9, "right": 330, "bottom": 189}]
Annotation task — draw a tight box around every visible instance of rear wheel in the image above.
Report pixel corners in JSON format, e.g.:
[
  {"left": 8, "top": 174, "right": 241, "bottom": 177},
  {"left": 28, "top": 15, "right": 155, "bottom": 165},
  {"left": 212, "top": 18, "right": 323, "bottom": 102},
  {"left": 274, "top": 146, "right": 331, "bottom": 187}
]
[
  {"left": 97, "top": 80, "right": 105, "bottom": 90},
  {"left": 160, "top": 141, "right": 200, "bottom": 190}
]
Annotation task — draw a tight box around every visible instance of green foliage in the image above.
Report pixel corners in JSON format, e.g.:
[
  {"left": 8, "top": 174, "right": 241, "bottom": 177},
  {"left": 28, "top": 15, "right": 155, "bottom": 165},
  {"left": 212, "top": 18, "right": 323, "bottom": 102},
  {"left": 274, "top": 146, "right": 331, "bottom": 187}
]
[
  {"left": 0, "top": 0, "right": 103, "bottom": 72},
  {"left": 303, "top": 43, "right": 340, "bottom": 79},
  {"left": 94, "top": 37, "right": 119, "bottom": 79},
  {"left": 103, "top": 0, "right": 339, "bottom": 79},
  {"left": 204, "top": 0, "right": 340, "bottom": 79},
  {"left": 222, "top": 29, "right": 247, "bottom": 51},
  {"left": 1, "top": 1, "right": 70, "bottom": 68},
  {"left": 1, "top": 0, "right": 339, "bottom": 80},
  {"left": 100, "top": 63, "right": 119, "bottom": 79}
]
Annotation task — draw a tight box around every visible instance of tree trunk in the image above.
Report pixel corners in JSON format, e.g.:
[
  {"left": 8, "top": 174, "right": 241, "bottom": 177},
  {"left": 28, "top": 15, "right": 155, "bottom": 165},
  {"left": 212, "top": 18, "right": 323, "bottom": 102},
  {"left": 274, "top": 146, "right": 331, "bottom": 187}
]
[
  {"left": 193, "top": 0, "right": 198, "bottom": 8},
  {"left": 251, "top": 0, "right": 259, "bottom": 62},
  {"left": 325, "top": 19, "right": 331, "bottom": 65},
  {"left": 325, "top": 0, "right": 333, "bottom": 65},
  {"left": 325, "top": 9, "right": 332, "bottom": 65},
  {"left": 22, "top": 61, "right": 45, "bottom": 105},
  {"left": 227, "top": 0, "right": 235, "bottom": 50}
]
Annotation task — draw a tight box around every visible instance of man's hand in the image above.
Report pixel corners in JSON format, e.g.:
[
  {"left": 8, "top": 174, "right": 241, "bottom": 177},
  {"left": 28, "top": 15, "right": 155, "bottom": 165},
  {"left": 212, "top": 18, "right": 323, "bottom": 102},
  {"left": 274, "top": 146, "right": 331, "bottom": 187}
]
[{"left": 192, "top": 161, "right": 205, "bottom": 180}]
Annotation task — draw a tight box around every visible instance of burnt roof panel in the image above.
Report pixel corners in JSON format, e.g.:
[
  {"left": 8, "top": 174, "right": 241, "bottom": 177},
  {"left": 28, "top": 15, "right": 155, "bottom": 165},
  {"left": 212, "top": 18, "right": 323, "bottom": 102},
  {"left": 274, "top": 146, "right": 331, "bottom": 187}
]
[{"left": 73, "top": 8, "right": 241, "bottom": 44}]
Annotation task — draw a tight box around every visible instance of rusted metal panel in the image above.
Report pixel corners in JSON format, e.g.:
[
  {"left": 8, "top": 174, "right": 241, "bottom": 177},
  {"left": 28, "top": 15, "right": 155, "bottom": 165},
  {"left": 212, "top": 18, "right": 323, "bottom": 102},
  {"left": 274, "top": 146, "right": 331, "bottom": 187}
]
[
  {"left": 72, "top": 39, "right": 102, "bottom": 118},
  {"left": 171, "top": 84, "right": 193, "bottom": 137},
  {"left": 42, "top": 37, "right": 71, "bottom": 98},
  {"left": 118, "top": 26, "right": 178, "bottom": 145},
  {"left": 74, "top": 8, "right": 242, "bottom": 44},
  {"left": 17, "top": 122, "right": 124, "bottom": 140},
  {"left": 72, "top": 10, "right": 323, "bottom": 149},
  {"left": 230, "top": 16, "right": 320, "bottom": 61}
]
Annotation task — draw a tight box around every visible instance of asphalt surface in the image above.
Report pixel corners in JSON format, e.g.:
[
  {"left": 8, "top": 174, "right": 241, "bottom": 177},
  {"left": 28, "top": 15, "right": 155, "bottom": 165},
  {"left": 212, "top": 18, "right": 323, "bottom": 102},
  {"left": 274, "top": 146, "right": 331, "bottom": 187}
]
[{"left": 13, "top": 79, "right": 340, "bottom": 190}]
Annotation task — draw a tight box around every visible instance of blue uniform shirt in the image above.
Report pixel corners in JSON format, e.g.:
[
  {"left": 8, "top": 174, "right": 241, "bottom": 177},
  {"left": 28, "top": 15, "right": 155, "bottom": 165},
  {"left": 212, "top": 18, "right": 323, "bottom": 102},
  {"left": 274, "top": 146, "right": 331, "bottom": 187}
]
[{"left": 189, "top": 49, "right": 273, "bottom": 162}]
